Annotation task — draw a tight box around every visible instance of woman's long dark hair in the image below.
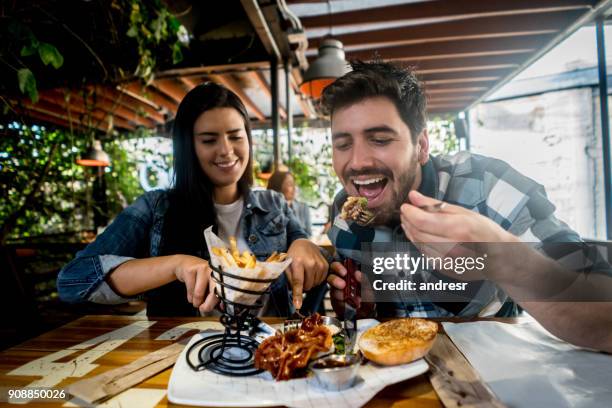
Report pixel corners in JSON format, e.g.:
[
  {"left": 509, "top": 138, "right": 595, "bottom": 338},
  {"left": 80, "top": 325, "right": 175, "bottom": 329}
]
[
  {"left": 150, "top": 82, "right": 253, "bottom": 316},
  {"left": 173, "top": 82, "right": 253, "bottom": 209}
]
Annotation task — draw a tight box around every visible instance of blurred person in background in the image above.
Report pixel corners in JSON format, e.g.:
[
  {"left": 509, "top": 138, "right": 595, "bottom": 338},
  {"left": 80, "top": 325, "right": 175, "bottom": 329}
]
[{"left": 267, "top": 170, "right": 312, "bottom": 237}]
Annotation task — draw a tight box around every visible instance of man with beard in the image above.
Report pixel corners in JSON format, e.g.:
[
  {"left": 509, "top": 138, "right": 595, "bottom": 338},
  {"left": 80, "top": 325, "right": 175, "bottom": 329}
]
[{"left": 323, "top": 61, "right": 612, "bottom": 353}]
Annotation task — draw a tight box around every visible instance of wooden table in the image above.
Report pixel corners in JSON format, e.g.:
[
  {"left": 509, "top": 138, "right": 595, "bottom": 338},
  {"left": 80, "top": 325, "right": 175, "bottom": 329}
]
[{"left": 0, "top": 315, "right": 513, "bottom": 407}]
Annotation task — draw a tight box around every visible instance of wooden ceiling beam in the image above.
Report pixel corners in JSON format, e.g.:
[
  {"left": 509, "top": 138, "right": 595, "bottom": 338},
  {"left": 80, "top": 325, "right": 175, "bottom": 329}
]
[
  {"left": 209, "top": 74, "right": 266, "bottom": 121},
  {"left": 90, "top": 86, "right": 165, "bottom": 124},
  {"left": 152, "top": 79, "right": 188, "bottom": 104},
  {"left": 307, "top": 9, "right": 582, "bottom": 51},
  {"left": 24, "top": 101, "right": 132, "bottom": 132},
  {"left": 180, "top": 77, "right": 203, "bottom": 91},
  {"left": 425, "top": 80, "right": 498, "bottom": 92},
  {"left": 424, "top": 76, "right": 501, "bottom": 85},
  {"left": 390, "top": 49, "right": 536, "bottom": 63},
  {"left": 406, "top": 54, "right": 526, "bottom": 72},
  {"left": 18, "top": 109, "right": 92, "bottom": 132},
  {"left": 300, "top": 0, "right": 593, "bottom": 29},
  {"left": 428, "top": 95, "right": 480, "bottom": 102},
  {"left": 345, "top": 33, "right": 555, "bottom": 61},
  {"left": 93, "top": 95, "right": 157, "bottom": 128},
  {"left": 116, "top": 85, "right": 160, "bottom": 109},
  {"left": 156, "top": 61, "right": 270, "bottom": 79},
  {"left": 41, "top": 90, "right": 155, "bottom": 129},
  {"left": 416, "top": 64, "right": 518, "bottom": 75},
  {"left": 251, "top": 71, "right": 287, "bottom": 120},
  {"left": 426, "top": 87, "right": 489, "bottom": 94},
  {"left": 121, "top": 83, "right": 178, "bottom": 116},
  {"left": 54, "top": 89, "right": 156, "bottom": 128},
  {"left": 418, "top": 68, "right": 515, "bottom": 82}
]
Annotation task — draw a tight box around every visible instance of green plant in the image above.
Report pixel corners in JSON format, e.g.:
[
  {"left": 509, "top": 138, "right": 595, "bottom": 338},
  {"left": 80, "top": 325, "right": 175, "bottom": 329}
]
[
  {"left": 0, "top": 122, "right": 149, "bottom": 243},
  {"left": 1, "top": 0, "right": 189, "bottom": 103},
  {"left": 125, "top": 0, "right": 189, "bottom": 84},
  {"left": 253, "top": 126, "right": 339, "bottom": 208},
  {"left": 427, "top": 120, "right": 459, "bottom": 155},
  {"left": 1, "top": 20, "right": 65, "bottom": 103}
]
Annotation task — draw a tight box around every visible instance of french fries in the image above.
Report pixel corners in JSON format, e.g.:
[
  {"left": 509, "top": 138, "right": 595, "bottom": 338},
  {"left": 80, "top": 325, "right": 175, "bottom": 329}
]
[
  {"left": 265, "top": 251, "right": 288, "bottom": 262},
  {"left": 211, "top": 236, "right": 287, "bottom": 269}
]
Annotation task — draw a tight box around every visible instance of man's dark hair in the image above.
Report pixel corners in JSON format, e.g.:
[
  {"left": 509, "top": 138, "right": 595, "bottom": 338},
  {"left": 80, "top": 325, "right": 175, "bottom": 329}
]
[{"left": 321, "top": 60, "right": 427, "bottom": 142}]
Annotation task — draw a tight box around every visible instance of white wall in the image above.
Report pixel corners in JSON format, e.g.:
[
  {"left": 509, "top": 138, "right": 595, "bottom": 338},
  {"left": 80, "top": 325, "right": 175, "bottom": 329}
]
[{"left": 469, "top": 88, "right": 606, "bottom": 239}]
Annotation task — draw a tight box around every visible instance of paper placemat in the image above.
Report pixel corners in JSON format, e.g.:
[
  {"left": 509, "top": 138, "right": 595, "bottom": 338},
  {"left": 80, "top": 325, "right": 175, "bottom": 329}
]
[
  {"left": 443, "top": 319, "right": 612, "bottom": 408},
  {"left": 168, "top": 319, "right": 429, "bottom": 408}
]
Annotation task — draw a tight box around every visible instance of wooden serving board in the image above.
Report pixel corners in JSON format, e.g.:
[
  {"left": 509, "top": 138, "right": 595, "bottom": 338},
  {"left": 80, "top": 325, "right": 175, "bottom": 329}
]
[{"left": 426, "top": 333, "right": 506, "bottom": 408}]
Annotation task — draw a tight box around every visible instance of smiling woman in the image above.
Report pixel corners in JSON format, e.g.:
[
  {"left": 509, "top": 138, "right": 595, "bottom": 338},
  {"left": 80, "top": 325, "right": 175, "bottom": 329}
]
[{"left": 57, "top": 82, "right": 329, "bottom": 317}]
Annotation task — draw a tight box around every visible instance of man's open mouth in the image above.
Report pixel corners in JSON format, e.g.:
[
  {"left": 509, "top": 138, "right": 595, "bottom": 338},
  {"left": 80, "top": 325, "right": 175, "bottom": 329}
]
[{"left": 352, "top": 176, "right": 389, "bottom": 203}]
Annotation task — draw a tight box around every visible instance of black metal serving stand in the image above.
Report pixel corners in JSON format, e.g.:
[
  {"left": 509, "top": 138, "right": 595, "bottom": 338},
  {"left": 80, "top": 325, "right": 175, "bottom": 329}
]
[{"left": 186, "top": 264, "right": 275, "bottom": 376}]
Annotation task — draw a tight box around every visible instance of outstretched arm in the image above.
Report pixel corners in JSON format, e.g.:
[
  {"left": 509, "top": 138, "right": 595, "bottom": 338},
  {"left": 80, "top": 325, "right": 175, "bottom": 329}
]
[{"left": 401, "top": 191, "right": 612, "bottom": 353}]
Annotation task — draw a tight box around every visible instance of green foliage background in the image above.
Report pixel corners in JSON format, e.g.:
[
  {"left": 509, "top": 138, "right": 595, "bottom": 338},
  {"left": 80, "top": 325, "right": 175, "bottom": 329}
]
[
  {"left": 1, "top": 118, "right": 458, "bottom": 243},
  {"left": 253, "top": 120, "right": 459, "bottom": 212},
  {"left": 0, "top": 122, "right": 146, "bottom": 243}
]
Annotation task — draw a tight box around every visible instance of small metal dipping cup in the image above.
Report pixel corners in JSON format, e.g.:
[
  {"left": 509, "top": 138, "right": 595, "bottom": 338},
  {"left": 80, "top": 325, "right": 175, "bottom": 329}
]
[
  {"left": 309, "top": 354, "right": 361, "bottom": 391},
  {"left": 320, "top": 316, "right": 343, "bottom": 335}
]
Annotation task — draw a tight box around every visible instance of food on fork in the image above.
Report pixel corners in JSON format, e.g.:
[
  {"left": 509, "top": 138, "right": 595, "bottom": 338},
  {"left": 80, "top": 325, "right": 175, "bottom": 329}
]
[
  {"left": 341, "top": 196, "right": 375, "bottom": 225},
  {"left": 358, "top": 318, "right": 438, "bottom": 366},
  {"left": 255, "top": 313, "right": 332, "bottom": 380}
]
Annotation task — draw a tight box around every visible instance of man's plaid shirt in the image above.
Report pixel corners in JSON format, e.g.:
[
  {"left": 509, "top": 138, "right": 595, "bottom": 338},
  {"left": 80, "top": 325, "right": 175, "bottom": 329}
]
[{"left": 328, "top": 151, "right": 609, "bottom": 317}]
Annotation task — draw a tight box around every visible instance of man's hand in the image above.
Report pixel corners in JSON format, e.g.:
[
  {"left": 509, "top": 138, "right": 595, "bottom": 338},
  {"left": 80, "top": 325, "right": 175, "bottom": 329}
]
[
  {"left": 400, "top": 190, "right": 514, "bottom": 244},
  {"left": 173, "top": 255, "right": 218, "bottom": 314},
  {"left": 286, "top": 239, "right": 329, "bottom": 309},
  {"left": 327, "top": 262, "right": 375, "bottom": 318}
]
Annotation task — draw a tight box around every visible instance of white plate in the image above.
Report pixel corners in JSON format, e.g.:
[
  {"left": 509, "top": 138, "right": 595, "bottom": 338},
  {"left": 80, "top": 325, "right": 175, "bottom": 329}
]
[{"left": 167, "top": 319, "right": 429, "bottom": 408}]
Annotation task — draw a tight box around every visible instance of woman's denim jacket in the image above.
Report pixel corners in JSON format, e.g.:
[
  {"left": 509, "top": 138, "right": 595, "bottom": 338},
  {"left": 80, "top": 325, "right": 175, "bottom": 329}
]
[{"left": 57, "top": 189, "right": 313, "bottom": 315}]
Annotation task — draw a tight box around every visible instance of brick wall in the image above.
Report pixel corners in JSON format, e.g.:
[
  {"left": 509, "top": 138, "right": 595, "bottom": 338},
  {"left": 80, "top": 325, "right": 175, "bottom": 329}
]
[{"left": 469, "top": 88, "right": 606, "bottom": 239}]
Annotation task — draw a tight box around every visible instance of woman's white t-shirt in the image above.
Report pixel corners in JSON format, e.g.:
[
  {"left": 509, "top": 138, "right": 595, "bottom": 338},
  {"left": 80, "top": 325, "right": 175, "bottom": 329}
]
[
  {"left": 213, "top": 198, "right": 273, "bottom": 317},
  {"left": 214, "top": 198, "right": 249, "bottom": 252}
]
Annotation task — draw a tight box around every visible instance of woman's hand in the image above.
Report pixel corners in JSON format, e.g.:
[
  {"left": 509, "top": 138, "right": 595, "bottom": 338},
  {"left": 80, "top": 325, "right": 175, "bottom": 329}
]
[
  {"left": 173, "top": 255, "right": 218, "bottom": 313},
  {"left": 286, "top": 239, "right": 329, "bottom": 309}
]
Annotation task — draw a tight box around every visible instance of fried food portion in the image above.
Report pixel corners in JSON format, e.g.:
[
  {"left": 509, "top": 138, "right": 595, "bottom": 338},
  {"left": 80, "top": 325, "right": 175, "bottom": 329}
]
[
  {"left": 265, "top": 251, "right": 288, "bottom": 263},
  {"left": 358, "top": 318, "right": 438, "bottom": 366},
  {"left": 212, "top": 237, "right": 286, "bottom": 269},
  {"left": 255, "top": 313, "right": 332, "bottom": 380},
  {"left": 340, "top": 196, "right": 374, "bottom": 224}
]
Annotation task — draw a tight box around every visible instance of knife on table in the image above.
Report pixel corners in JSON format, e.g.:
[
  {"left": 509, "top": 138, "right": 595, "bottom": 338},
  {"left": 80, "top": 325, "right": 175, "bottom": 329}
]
[{"left": 343, "top": 258, "right": 360, "bottom": 354}]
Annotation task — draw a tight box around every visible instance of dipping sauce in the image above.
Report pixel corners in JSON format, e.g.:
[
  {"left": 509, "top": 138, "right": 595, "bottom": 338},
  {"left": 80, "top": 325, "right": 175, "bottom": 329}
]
[
  {"left": 309, "top": 353, "right": 361, "bottom": 391},
  {"left": 312, "top": 359, "right": 352, "bottom": 369}
]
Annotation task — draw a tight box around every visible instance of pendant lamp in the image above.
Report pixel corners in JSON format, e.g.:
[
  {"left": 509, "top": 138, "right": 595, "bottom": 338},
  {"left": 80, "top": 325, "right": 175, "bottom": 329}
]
[
  {"left": 77, "top": 139, "right": 110, "bottom": 167},
  {"left": 300, "top": 38, "right": 348, "bottom": 99}
]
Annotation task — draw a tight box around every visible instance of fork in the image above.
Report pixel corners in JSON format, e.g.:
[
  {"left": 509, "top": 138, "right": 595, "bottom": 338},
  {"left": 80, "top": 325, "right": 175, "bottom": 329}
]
[
  {"left": 355, "top": 202, "right": 445, "bottom": 227},
  {"left": 420, "top": 202, "right": 446, "bottom": 212},
  {"left": 355, "top": 211, "right": 376, "bottom": 226},
  {"left": 282, "top": 309, "right": 305, "bottom": 332}
]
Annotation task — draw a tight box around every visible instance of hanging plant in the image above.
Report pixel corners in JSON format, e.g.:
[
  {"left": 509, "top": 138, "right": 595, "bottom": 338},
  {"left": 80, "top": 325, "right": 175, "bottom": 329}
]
[
  {"left": 125, "top": 0, "right": 189, "bottom": 84},
  {"left": 1, "top": 20, "right": 65, "bottom": 103}
]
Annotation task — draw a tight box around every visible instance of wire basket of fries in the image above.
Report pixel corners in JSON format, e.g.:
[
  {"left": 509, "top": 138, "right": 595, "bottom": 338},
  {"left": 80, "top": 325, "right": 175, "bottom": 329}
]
[
  {"left": 204, "top": 227, "right": 291, "bottom": 310},
  {"left": 186, "top": 227, "right": 292, "bottom": 376}
]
